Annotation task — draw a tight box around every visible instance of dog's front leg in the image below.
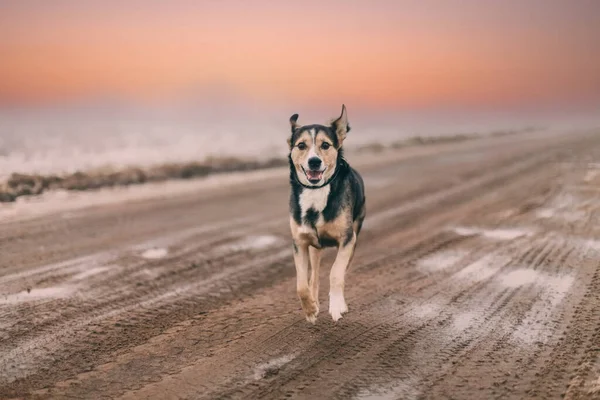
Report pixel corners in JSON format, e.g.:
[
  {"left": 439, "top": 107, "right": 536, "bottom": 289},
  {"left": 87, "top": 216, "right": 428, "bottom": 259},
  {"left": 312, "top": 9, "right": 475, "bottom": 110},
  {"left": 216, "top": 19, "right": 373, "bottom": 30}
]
[
  {"left": 293, "top": 241, "right": 319, "bottom": 323},
  {"left": 309, "top": 246, "right": 322, "bottom": 310},
  {"left": 329, "top": 232, "right": 356, "bottom": 322}
]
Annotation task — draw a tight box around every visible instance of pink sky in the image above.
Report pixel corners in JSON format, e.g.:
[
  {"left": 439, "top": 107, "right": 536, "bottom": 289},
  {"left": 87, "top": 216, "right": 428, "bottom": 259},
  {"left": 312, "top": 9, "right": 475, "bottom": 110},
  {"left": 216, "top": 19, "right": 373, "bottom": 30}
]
[{"left": 0, "top": 1, "right": 599, "bottom": 110}]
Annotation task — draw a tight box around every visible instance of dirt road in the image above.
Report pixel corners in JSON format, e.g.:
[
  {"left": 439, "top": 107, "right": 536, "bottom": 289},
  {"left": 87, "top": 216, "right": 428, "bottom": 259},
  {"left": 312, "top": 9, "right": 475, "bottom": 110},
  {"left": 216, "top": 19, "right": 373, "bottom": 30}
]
[{"left": 1, "top": 131, "right": 600, "bottom": 399}]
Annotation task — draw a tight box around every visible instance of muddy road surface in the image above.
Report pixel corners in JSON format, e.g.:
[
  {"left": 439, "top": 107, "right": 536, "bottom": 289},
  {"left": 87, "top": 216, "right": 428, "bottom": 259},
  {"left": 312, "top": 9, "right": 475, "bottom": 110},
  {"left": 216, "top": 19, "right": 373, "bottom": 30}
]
[{"left": 1, "top": 131, "right": 600, "bottom": 399}]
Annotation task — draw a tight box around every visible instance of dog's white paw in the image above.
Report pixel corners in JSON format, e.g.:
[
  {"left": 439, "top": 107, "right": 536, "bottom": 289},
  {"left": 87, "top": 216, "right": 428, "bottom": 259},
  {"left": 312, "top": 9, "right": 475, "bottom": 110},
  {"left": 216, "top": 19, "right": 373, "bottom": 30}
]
[{"left": 329, "top": 292, "right": 348, "bottom": 322}]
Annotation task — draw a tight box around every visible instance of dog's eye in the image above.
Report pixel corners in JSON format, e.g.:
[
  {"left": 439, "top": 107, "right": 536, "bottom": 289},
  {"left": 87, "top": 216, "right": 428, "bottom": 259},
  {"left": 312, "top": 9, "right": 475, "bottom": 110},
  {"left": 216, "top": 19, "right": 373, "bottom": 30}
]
[
  {"left": 297, "top": 143, "right": 307, "bottom": 150},
  {"left": 321, "top": 142, "right": 331, "bottom": 150}
]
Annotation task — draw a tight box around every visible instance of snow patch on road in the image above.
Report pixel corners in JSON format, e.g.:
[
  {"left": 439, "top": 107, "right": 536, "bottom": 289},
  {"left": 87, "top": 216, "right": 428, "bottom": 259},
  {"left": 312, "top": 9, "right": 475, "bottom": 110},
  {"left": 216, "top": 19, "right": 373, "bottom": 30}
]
[
  {"left": 355, "top": 380, "right": 419, "bottom": 400},
  {"left": 580, "top": 238, "right": 600, "bottom": 253},
  {"left": 537, "top": 208, "right": 585, "bottom": 222},
  {"left": 452, "top": 226, "right": 534, "bottom": 240},
  {"left": 417, "top": 250, "right": 468, "bottom": 273},
  {"left": 451, "top": 311, "right": 480, "bottom": 333},
  {"left": 536, "top": 192, "right": 589, "bottom": 222},
  {"left": 0, "top": 253, "right": 113, "bottom": 286},
  {"left": 253, "top": 354, "right": 296, "bottom": 380},
  {"left": 536, "top": 208, "right": 556, "bottom": 219},
  {"left": 0, "top": 286, "right": 77, "bottom": 305},
  {"left": 407, "top": 302, "right": 442, "bottom": 320},
  {"left": 141, "top": 248, "right": 169, "bottom": 259},
  {"left": 498, "top": 269, "right": 539, "bottom": 288},
  {"left": 71, "top": 265, "right": 114, "bottom": 281},
  {"left": 584, "top": 169, "right": 599, "bottom": 183},
  {"left": 512, "top": 273, "right": 575, "bottom": 345},
  {"left": 454, "top": 254, "right": 508, "bottom": 283},
  {"left": 451, "top": 226, "right": 480, "bottom": 237},
  {"left": 220, "top": 235, "right": 282, "bottom": 253}
]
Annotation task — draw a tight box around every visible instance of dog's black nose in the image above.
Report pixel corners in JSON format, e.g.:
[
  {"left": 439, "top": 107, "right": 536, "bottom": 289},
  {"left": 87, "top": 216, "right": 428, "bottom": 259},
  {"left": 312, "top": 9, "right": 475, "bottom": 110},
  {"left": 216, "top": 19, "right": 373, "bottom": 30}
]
[{"left": 308, "top": 157, "right": 322, "bottom": 170}]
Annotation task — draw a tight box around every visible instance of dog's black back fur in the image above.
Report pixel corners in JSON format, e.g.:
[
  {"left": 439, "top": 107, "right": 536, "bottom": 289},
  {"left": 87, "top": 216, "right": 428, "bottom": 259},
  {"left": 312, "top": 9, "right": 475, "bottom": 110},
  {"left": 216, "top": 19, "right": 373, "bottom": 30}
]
[{"left": 289, "top": 128, "right": 366, "bottom": 248}]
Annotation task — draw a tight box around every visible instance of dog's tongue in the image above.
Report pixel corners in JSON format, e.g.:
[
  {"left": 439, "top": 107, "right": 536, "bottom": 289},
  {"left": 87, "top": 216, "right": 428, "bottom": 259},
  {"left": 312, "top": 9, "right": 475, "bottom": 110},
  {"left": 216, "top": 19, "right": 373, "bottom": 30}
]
[{"left": 306, "top": 170, "right": 323, "bottom": 181}]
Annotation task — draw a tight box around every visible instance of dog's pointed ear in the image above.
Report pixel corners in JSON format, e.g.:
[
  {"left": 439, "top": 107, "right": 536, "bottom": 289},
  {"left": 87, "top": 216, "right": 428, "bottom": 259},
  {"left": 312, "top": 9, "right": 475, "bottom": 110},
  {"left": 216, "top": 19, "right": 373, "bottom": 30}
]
[
  {"left": 290, "top": 114, "right": 300, "bottom": 131},
  {"left": 331, "top": 104, "right": 350, "bottom": 145},
  {"left": 288, "top": 113, "right": 301, "bottom": 147}
]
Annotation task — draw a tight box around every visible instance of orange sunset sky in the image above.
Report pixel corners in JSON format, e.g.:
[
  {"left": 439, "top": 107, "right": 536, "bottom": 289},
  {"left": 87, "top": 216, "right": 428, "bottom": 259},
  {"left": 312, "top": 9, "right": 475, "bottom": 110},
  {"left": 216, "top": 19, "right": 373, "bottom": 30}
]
[{"left": 0, "top": 0, "right": 599, "bottom": 110}]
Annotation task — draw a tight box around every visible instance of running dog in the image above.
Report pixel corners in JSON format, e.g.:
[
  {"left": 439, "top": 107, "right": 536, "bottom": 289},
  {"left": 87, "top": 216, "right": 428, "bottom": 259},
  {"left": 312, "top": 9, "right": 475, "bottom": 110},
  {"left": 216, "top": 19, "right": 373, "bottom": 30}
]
[{"left": 287, "top": 105, "right": 366, "bottom": 323}]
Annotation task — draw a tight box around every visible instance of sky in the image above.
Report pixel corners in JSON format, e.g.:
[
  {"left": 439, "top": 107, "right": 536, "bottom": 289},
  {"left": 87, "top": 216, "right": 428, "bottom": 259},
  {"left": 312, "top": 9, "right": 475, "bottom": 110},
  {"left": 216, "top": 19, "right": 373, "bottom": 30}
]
[{"left": 0, "top": 0, "right": 599, "bottom": 112}]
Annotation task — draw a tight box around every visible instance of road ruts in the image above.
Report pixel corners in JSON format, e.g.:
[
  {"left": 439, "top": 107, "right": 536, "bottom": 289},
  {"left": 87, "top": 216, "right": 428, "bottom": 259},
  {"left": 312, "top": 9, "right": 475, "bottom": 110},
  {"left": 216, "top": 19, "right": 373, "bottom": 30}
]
[{"left": 0, "top": 129, "right": 599, "bottom": 400}]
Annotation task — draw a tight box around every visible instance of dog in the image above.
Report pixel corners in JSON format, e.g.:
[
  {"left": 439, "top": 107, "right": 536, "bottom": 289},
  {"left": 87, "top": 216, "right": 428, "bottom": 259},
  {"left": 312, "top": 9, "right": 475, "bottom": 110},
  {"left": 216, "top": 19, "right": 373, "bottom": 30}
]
[{"left": 287, "top": 105, "right": 366, "bottom": 323}]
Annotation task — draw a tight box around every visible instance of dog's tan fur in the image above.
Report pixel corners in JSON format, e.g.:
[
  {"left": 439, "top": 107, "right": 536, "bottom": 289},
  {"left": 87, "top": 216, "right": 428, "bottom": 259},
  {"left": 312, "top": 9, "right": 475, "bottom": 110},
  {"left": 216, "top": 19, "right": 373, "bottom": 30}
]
[
  {"left": 287, "top": 105, "right": 364, "bottom": 323},
  {"left": 289, "top": 130, "right": 338, "bottom": 186}
]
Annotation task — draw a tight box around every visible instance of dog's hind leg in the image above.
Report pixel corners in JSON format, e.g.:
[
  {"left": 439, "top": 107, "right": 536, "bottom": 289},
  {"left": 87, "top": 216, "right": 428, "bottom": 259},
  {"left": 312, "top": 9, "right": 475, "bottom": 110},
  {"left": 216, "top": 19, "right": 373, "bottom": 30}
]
[
  {"left": 293, "top": 242, "right": 319, "bottom": 323},
  {"left": 309, "top": 246, "right": 322, "bottom": 311},
  {"left": 329, "top": 232, "right": 357, "bottom": 322}
]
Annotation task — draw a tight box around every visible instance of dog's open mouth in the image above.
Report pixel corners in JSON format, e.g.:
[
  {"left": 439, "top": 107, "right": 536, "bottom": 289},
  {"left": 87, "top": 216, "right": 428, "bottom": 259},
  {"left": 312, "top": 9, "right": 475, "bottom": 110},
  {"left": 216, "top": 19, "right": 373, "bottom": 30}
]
[{"left": 304, "top": 169, "right": 324, "bottom": 184}]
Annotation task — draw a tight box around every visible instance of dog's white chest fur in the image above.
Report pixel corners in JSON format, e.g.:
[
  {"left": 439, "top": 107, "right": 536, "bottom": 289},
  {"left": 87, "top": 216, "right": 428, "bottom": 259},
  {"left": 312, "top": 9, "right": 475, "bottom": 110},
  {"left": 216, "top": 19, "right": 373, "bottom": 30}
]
[{"left": 299, "top": 185, "right": 330, "bottom": 221}]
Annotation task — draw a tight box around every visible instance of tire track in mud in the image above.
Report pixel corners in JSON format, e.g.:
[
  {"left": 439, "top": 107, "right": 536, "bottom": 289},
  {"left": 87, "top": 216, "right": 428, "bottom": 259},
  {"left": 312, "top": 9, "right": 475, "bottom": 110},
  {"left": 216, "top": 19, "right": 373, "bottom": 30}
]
[
  {"left": 240, "top": 226, "right": 579, "bottom": 400},
  {"left": 0, "top": 229, "right": 292, "bottom": 383},
  {"left": 420, "top": 236, "right": 569, "bottom": 397},
  {"left": 210, "top": 149, "right": 596, "bottom": 400},
  {"left": 0, "top": 128, "right": 576, "bottom": 272},
  {"left": 2, "top": 249, "right": 295, "bottom": 389},
  {"left": 423, "top": 239, "right": 596, "bottom": 400},
  {"left": 89, "top": 160, "right": 592, "bottom": 400},
  {"left": 117, "top": 231, "right": 481, "bottom": 400},
  {"left": 120, "top": 142, "right": 574, "bottom": 400},
  {"left": 521, "top": 238, "right": 600, "bottom": 399},
  {"left": 0, "top": 213, "right": 276, "bottom": 325},
  {"left": 2, "top": 212, "right": 467, "bottom": 393},
  {"left": 220, "top": 234, "right": 543, "bottom": 400},
  {"left": 422, "top": 165, "right": 600, "bottom": 399},
  {"left": 15, "top": 155, "right": 540, "bottom": 396},
  {"left": 209, "top": 146, "right": 565, "bottom": 378},
  {"left": 0, "top": 213, "right": 271, "bottom": 288},
  {"left": 0, "top": 213, "right": 292, "bottom": 374},
  {"left": 0, "top": 137, "right": 558, "bottom": 382},
  {"left": 2, "top": 131, "right": 600, "bottom": 399},
  {"left": 27, "top": 231, "right": 474, "bottom": 400}
]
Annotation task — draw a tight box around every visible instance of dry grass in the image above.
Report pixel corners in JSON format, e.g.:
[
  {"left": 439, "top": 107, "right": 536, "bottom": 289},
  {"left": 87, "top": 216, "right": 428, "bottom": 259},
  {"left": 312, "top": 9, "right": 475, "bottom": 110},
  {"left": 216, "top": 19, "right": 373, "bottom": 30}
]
[
  {"left": 390, "top": 133, "right": 476, "bottom": 148},
  {"left": 0, "top": 157, "right": 286, "bottom": 202},
  {"left": 0, "top": 127, "right": 539, "bottom": 202},
  {"left": 356, "top": 127, "right": 540, "bottom": 153}
]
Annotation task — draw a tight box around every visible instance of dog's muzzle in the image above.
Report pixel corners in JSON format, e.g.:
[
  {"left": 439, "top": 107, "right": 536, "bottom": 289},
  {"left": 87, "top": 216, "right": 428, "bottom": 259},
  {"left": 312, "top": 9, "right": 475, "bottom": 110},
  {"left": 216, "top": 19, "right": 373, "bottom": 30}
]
[
  {"left": 305, "top": 169, "right": 324, "bottom": 183},
  {"left": 302, "top": 158, "right": 325, "bottom": 184}
]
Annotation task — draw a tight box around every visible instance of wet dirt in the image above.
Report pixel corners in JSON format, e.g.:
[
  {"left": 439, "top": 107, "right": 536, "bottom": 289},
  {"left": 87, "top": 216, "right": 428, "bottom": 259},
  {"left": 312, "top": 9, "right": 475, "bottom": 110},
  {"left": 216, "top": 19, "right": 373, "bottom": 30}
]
[{"left": 1, "top": 131, "right": 599, "bottom": 399}]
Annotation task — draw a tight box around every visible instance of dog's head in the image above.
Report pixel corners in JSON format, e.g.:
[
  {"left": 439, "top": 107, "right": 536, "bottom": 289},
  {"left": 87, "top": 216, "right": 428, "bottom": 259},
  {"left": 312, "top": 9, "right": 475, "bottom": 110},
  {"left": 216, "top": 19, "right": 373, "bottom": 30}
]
[{"left": 287, "top": 105, "right": 351, "bottom": 187}]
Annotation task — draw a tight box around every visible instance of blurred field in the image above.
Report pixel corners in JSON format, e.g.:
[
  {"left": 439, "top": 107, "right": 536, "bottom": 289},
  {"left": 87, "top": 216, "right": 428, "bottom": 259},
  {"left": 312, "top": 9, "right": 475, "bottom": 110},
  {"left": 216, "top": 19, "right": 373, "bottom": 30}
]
[{"left": 0, "top": 128, "right": 535, "bottom": 202}]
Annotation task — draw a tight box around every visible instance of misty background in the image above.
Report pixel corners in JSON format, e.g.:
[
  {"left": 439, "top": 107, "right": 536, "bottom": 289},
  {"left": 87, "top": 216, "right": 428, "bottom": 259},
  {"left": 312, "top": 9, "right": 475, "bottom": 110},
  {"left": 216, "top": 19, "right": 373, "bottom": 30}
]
[{"left": 1, "top": 1, "right": 599, "bottom": 181}]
